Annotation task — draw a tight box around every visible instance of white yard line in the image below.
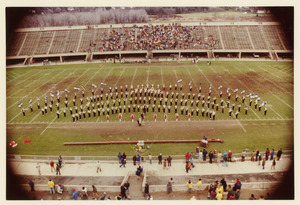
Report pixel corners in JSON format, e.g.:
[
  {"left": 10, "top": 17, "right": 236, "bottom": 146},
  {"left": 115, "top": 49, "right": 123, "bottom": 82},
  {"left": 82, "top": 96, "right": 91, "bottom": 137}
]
[
  {"left": 242, "top": 64, "right": 293, "bottom": 96},
  {"left": 40, "top": 116, "right": 57, "bottom": 135},
  {"left": 39, "top": 68, "right": 92, "bottom": 133},
  {"left": 195, "top": 64, "right": 219, "bottom": 93},
  {"left": 7, "top": 70, "right": 44, "bottom": 88},
  {"left": 7, "top": 70, "right": 35, "bottom": 83},
  {"left": 131, "top": 67, "right": 138, "bottom": 86},
  {"left": 7, "top": 70, "right": 63, "bottom": 110},
  {"left": 229, "top": 66, "right": 282, "bottom": 119},
  {"left": 7, "top": 70, "right": 53, "bottom": 97},
  {"left": 113, "top": 68, "right": 126, "bottom": 88},
  {"left": 257, "top": 65, "right": 293, "bottom": 85},
  {"left": 146, "top": 67, "right": 150, "bottom": 85},
  {"left": 237, "top": 119, "right": 247, "bottom": 133},
  {"left": 160, "top": 67, "right": 164, "bottom": 85}
]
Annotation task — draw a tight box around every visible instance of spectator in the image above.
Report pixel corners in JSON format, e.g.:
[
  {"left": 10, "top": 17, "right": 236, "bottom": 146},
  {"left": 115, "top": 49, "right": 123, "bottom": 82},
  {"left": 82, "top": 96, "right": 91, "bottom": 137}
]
[
  {"left": 210, "top": 189, "right": 216, "bottom": 200},
  {"left": 29, "top": 179, "right": 34, "bottom": 192},
  {"left": 185, "top": 152, "right": 190, "bottom": 163},
  {"left": 235, "top": 189, "right": 240, "bottom": 200},
  {"left": 270, "top": 149, "right": 275, "bottom": 161},
  {"left": 147, "top": 194, "right": 153, "bottom": 200},
  {"left": 133, "top": 155, "right": 137, "bottom": 166},
  {"left": 81, "top": 186, "right": 88, "bottom": 198},
  {"left": 57, "top": 184, "right": 64, "bottom": 194},
  {"left": 258, "top": 195, "right": 265, "bottom": 200},
  {"left": 277, "top": 148, "right": 283, "bottom": 160},
  {"left": 227, "top": 185, "right": 233, "bottom": 200},
  {"left": 262, "top": 157, "right": 266, "bottom": 169},
  {"left": 241, "top": 150, "right": 246, "bottom": 161},
  {"left": 167, "top": 155, "right": 172, "bottom": 166},
  {"left": 249, "top": 194, "right": 256, "bottom": 200},
  {"left": 118, "top": 152, "right": 122, "bottom": 164},
  {"left": 149, "top": 153, "right": 152, "bottom": 164},
  {"left": 50, "top": 160, "right": 55, "bottom": 172},
  {"left": 229, "top": 192, "right": 235, "bottom": 200},
  {"left": 217, "top": 151, "right": 222, "bottom": 165},
  {"left": 190, "top": 196, "right": 196, "bottom": 200},
  {"left": 185, "top": 179, "right": 193, "bottom": 193},
  {"left": 251, "top": 150, "right": 255, "bottom": 161},
  {"left": 220, "top": 178, "right": 227, "bottom": 192},
  {"left": 209, "top": 151, "right": 213, "bottom": 163},
  {"left": 271, "top": 159, "right": 276, "bottom": 170},
  {"left": 56, "top": 163, "right": 61, "bottom": 175},
  {"left": 258, "top": 154, "right": 262, "bottom": 165},
  {"left": 163, "top": 159, "right": 167, "bottom": 169},
  {"left": 144, "top": 182, "right": 149, "bottom": 197},
  {"left": 115, "top": 193, "right": 122, "bottom": 200},
  {"left": 158, "top": 153, "right": 162, "bottom": 164},
  {"left": 198, "top": 150, "right": 203, "bottom": 161},
  {"left": 222, "top": 151, "right": 228, "bottom": 167},
  {"left": 58, "top": 155, "right": 63, "bottom": 168},
  {"left": 196, "top": 178, "right": 202, "bottom": 191},
  {"left": 48, "top": 179, "right": 55, "bottom": 194},
  {"left": 120, "top": 158, "right": 126, "bottom": 168},
  {"left": 100, "top": 192, "right": 107, "bottom": 200},
  {"left": 265, "top": 148, "right": 270, "bottom": 160},
  {"left": 120, "top": 184, "right": 127, "bottom": 199},
  {"left": 36, "top": 163, "right": 41, "bottom": 175},
  {"left": 96, "top": 161, "right": 102, "bottom": 173},
  {"left": 137, "top": 154, "right": 141, "bottom": 166},
  {"left": 203, "top": 149, "right": 207, "bottom": 161},
  {"left": 72, "top": 189, "right": 79, "bottom": 200},
  {"left": 228, "top": 150, "right": 232, "bottom": 162},
  {"left": 92, "top": 185, "right": 99, "bottom": 199},
  {"left": 216, "top": 191, "right": 222, "bottom": 200},
  {"left": 124, "top": 181, "right": 130, "bottom": 195}
]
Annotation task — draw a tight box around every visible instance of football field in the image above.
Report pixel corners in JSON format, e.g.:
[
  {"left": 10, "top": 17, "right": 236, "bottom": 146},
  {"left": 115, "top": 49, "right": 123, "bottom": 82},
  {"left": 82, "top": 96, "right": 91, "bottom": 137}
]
[{"left": 6, "top": 61, "right": 294, "bottom": 156}]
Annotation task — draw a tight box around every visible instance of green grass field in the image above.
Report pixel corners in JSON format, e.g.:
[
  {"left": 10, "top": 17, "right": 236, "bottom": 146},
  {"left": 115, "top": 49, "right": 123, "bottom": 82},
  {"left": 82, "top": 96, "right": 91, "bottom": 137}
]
[{"left": 6, "top": 61, "right": 294, "bottom": 157}]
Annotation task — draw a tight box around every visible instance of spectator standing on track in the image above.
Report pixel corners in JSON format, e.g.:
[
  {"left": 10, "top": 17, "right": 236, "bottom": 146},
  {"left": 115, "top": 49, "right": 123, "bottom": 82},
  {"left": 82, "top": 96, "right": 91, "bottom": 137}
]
[
  {"left": 185, "top": 152, "right": 190, "bottom": 163},
  {"left": 167, "top": 155, "right": 172, "bottom": 166},
  {"left": 158, "top": 153, "right": 163, "bottom": 164},
  {"left": 133, "top": 155, "right": 137, "bottom": 166},
  {"left": 277, "top": 148, "right": 283, "bottom": 160},
  {"left": 58, "top": 155, "right": 63, "bottom": 168},
  {"left": 228, "top": 150, "right": 232, "bottom": 162},
  {"left": 258, "top": 154, "right": 262, "bottom": 165},
  {"left": 227, "top": 185, "right": 233, "bottom": 200},
  {"left": 120, "top": 158, "right": 126, "bottom": 168},
  {"left": 149, "top": 153, "right": 152, "bottom": 164},
  {"left": 29, "top": 179, "right": 34, "bottom": 191},
  {"left": 203, "top": 149, "right": 207, "bottom": 161},
  {"left": 199, "top": 150, "right": 203, "bottom": 161},
  {"left": 167, "top": 178, "right": 174, "bottom": 193},
  {"left": 36, "top": 163, "right": 41, "bottom": 175},
  {"left": 222, "top": 151, "right": 228, "bottom": 167},
  {"left": 270, "top": 149, "right": 275, "bottom": 161},
  {"left": 255, "top": 150, "right": 260, "bottom": 161},
  {"left": 118, "top": 152, "right": 122, "bottom": 164},
  {"left": 251, "top": 150, "right": 255, "bottom": 162},
  {"left": 163, "top": 159, "right": 167, "bottom": 169},
  {"left": 120, "top": 184, "right": 127, "bottom": 199},
  {"left": 96, "top": 161, "right": 102, "bottom": 173},
  {"left": 265, "top": 148, "right": 270, "bottom": 160},
  {"left": 56, "top": 163, "right": 61, "bottom": 175},
  {"left": 137, "top": 154, "right": 141, "bottom": 166},
  {"left": 262, "top": 157, "right": 266, "bottom": 169},
  {"left": 271, "top": 159, "right": 276, "bottom": 170},
  {"left": 220, "top": 178, "right": 227, "bottom": 192},
  {"left": 48, "top": 179, "right": 55, "bottom": 194},
  {"left": 209, "top": 151, "right": 213, "bottom": 164},
  {"left": 50, "top": 160, "right": 55, "bottom": 173},
  {"left": 217, "top": 151, "right": 222, "bottom": 165}
]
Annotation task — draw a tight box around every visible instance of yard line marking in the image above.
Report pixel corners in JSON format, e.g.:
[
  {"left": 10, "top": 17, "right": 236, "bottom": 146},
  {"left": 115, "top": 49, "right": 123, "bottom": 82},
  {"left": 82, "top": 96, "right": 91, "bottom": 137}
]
[
  {"left": 257, "top": 65, "right": 293, "bottom": 85},
  {"left": 39, "top": 68, "right": 92, "bottom": 129},
  {"left": 195, "top": 64, "right": 219, "bottom": 93},
  {"left": 172, "top": 69, "right": 179, "bottom": 80},
  {"left": 131, "top": 67, "right": 138, "bottom": 86},
  {"left": 146, "top": 67, "right": 150, "bottom": 85},
  {"left": 185, "top": 67, "right": 198, "bottom": 89},
  {"left": 7, "top": 70, "right": 53, "bottom": 97},
  {"left": 242, "top": 63, "right": 293, "bottom": 96},
  {"left": 29, "top": 71, "right": 78, "bottom": 123},
  {"left": 7, "top": 70, "right": 63, "bottom": 110},
  {"left": 7, "top": 69, "right": 44, "bottom": 88},
  {"left": 226, "top": 66, "right": 282, "bottom": 119},
  {"left": 94, "top": 65, "right": 114, "bottom": 93},
  {"left": 216, "top": 66, "right": 261, "bottom": 120},
  {"left": 6, "top": 70, "right": 35, "bottom": 83},
  {"left": 237, "top": 119, "right": 247, "bottom": 133},
  {"left": 113, "top": 67, "right": 126, "bottom": 88},
  {"left": 6, "top": 117, "right": 294, "bottom": 125},
  {"left": 233, "top": 66, "right": 292, "bottom": 116},
  {"left": 160, "top": 67, "right": 164, "bottom": 85},
  {"left": 40, "top": 116, "right": 57, "bottom": 135}
]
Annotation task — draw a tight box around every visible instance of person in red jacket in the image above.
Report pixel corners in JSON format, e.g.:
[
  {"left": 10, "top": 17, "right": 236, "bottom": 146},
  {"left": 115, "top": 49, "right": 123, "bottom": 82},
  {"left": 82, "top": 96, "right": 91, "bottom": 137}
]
[
  {"left": 228, "top": 150, "right": 233, "bottom": 162},
  {"left": 185, "top": 152, "right": 190, "bottom": 163}
]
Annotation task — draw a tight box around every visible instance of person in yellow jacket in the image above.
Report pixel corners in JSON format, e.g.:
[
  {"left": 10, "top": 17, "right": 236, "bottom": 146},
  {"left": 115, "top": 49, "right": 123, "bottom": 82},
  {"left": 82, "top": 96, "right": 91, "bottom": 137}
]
[
  {"left": 196, "top": 178, "right": 202, "bottom": 191},
  {"left": 215, "top": 184, "right": 223, "bottom": 194},
  {"left": 186, "top": 179, "right": 193, "bottom": 193},
  {"left": 48, "top": 179, "right": 55, "bottom": 194},
  {"left": 216, "top": 191, "right": 223, "bottom": 200}
]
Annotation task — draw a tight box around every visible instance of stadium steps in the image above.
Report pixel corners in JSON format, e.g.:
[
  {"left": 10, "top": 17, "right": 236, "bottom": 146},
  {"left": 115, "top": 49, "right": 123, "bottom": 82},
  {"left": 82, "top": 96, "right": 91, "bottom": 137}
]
[{"left": 127, "top": 175, "right": 145, "bottom": 200}]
